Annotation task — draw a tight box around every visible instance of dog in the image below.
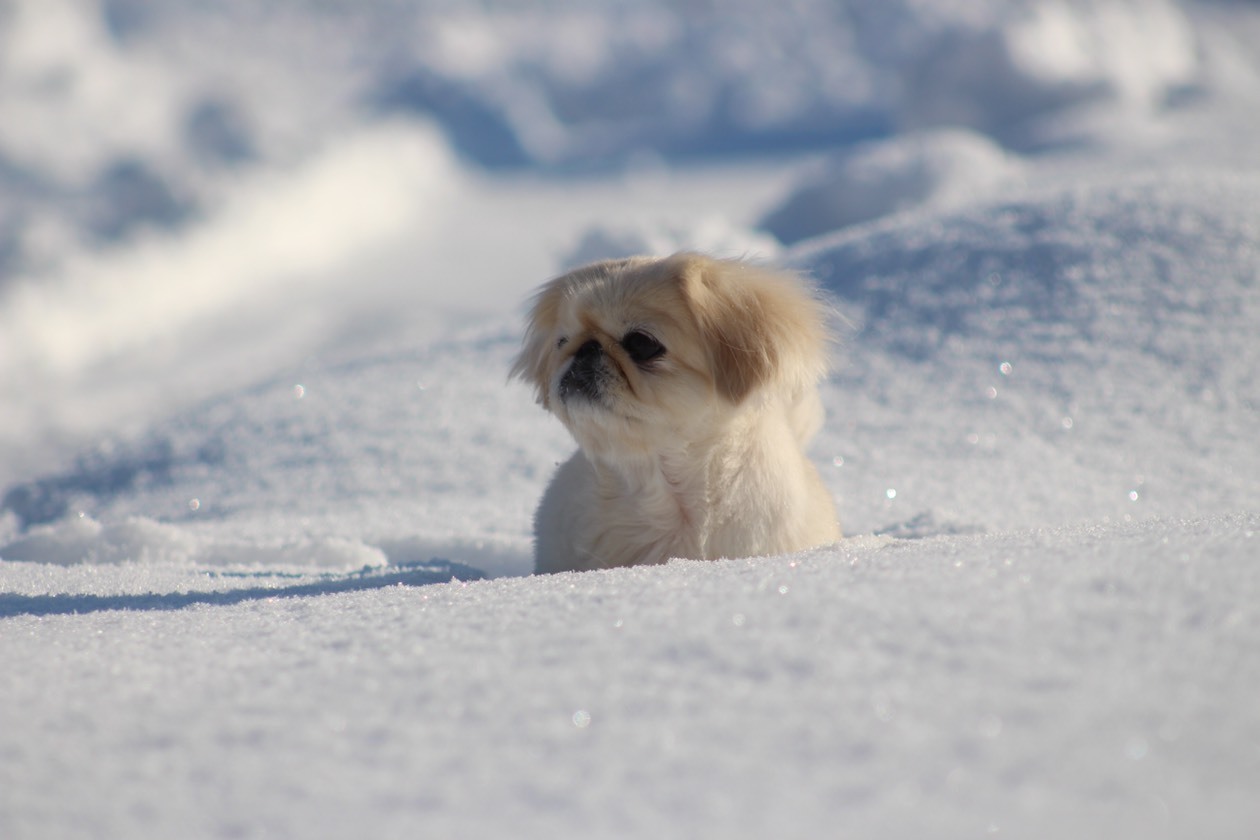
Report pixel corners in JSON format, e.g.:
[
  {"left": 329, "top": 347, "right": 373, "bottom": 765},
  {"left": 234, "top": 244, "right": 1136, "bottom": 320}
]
[{"left": 512, "top": 252, "right": 841, "bottom": 573}]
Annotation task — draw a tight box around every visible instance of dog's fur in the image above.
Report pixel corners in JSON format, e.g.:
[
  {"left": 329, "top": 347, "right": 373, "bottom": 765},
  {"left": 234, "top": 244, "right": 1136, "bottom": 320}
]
[{"left": 512, "top": 253, "right": 841, "bottom": 573}]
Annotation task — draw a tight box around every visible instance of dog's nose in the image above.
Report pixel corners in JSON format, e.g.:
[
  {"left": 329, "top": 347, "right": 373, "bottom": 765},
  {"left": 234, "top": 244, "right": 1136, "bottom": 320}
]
[{"left": 560, "top": 339, "right": 605, "bottom": 403}]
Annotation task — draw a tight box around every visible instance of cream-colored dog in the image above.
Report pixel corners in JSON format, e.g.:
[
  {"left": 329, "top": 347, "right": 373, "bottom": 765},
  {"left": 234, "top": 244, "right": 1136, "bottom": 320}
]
[{"left": 512, "top": 253, "right": 841, "bottom": 574}]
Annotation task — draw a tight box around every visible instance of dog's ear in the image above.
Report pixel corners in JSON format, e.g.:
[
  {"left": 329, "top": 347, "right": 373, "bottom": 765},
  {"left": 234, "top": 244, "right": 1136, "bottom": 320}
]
[
  {"left": 510, "top": 278, "right": 565, "bottom": 407},
  {"left": 675, "top": 254, "right": 829, "bottom": 404}
]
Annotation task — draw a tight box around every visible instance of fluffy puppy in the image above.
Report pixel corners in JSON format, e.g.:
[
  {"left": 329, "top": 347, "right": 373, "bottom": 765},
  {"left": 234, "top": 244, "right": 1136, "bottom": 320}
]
[{"left": 512, "top": 252, "right": 841, "bottom": 574}]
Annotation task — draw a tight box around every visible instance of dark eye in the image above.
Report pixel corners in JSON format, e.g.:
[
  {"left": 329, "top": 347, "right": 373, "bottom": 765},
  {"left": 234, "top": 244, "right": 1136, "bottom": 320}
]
[
  {"left": 556, "top": 337, "right": 569, "bottom": 350},
  {"left": 621, "top": 330, "right": 666, "bottom": 364}
]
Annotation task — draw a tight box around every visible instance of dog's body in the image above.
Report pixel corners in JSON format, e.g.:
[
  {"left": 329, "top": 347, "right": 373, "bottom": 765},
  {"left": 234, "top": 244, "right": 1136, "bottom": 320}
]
[{"left": 513, "top": 253, "right": 841, "bottom": 574}]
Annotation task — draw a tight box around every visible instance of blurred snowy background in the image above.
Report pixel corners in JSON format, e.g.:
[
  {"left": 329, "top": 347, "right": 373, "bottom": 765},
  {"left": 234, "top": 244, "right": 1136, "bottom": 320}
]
[{"left": 4, "top": 0, "right": 1258, "bottom": 480}]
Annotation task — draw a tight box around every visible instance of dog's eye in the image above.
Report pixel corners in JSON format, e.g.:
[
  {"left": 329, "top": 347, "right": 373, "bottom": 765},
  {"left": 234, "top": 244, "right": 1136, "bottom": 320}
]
[
  {"left": 556, "top": 337, "right": 569, "bottom": 350},
  {"left": 621, "top": 330, "right": 666, "bottom": 364}
]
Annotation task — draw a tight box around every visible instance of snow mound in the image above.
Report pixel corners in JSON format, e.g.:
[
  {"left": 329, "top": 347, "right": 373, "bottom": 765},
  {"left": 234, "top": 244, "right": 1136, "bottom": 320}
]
[
  {"left": 377, "top": 0, "right": 1218, "bottom": 166},
  {"left": 1, "top": 324, "right": 555, "bottom": 579},
  {"left": 797, "top": 170, "right": 1260, "bottom": 535},
  {"left": 896, "top": 0, "right": 1202, "bottom": 141},
  {"left": 6, "top": 169, "right": 1257, "bottom": 570},
  {"left": 761, "top": 129, "right": 1025, "bottom": 244},
  {"left": 562, "top": 217, "right": 780, "bottom": 270},
  {"left": 0, "top": 120, "right": 455, "bottom": 379},
  {"left": 0, "top": 513, "right": 391, "bottom": 570}
]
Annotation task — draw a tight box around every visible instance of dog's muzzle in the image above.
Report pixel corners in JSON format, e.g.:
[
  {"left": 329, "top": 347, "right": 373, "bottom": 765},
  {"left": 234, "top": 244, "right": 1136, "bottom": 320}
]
[{"left": 559, "top": 339, "right": 606, "bottom": 403}]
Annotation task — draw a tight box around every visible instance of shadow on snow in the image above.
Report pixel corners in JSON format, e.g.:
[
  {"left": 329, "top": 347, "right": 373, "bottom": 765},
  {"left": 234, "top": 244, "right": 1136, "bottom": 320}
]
[{"left": 0, "top": 560, "right": 485, "bottom": 620}]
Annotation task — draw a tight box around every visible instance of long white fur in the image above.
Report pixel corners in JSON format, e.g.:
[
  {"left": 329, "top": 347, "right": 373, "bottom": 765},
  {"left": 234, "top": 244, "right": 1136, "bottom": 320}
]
[{"left": 513, "top": 252, "right": 841, "bottom": 573}]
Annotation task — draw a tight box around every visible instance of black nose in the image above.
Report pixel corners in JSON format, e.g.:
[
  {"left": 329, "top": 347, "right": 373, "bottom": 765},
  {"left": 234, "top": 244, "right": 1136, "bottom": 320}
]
[
  {"left": 560, "top": 339, "right": 605, "bottom": 402},
  {"left": 574, "top": 339, "right": 601, "bottom": 360}
]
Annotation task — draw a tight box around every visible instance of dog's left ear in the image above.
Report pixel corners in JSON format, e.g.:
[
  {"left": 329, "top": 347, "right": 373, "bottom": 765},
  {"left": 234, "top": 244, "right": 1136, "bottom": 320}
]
[
  {"left": 510, "top": 278, "right": 564, "bottom": 407},
  {"left": 675, "top": 254, "right": 829, "bottom": 403}
]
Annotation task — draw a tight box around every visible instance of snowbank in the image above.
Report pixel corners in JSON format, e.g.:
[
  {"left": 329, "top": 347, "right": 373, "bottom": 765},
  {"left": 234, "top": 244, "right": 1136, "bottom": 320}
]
[
  {"left": 4, "top": 167, "right": 1257, "bottom": 573},
  {"left": 798, "top": 170, "right": 1260, "bottom": 535},
  {"left": 1, "top": 321, "right": 551, "bottom": 579},
  {"left": 761, "top": 128, "right": 1025, "bottom": 243}
]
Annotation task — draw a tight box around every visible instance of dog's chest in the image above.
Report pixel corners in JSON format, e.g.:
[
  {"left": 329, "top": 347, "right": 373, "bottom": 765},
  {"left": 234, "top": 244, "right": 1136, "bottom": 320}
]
[{"left": 587, "top": 471, "right": 715, "bottom": 565}]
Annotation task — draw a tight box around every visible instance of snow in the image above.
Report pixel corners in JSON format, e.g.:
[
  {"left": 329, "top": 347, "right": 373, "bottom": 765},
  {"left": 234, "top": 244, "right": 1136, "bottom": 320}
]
[
  {"left": 3, "top": 1, "right": 1260, "bottom": 837},
  {"left": 4, "top": 517, "right": 1259, "bottom": 838},
  {"left": 761, "top": 128, "right": 1025, "bottom": 243}
]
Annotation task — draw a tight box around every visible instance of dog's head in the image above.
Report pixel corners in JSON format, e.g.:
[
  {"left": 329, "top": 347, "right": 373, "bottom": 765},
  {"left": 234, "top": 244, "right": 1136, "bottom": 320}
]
[{"left": 511, "top": 253, "right": 830, "bottom": 458}]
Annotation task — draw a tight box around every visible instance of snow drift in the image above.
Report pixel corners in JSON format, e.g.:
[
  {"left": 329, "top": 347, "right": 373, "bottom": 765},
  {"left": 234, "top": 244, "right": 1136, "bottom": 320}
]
[
  {"left": 7, "top": 167, "right": 1256, "bottom": 571},
  {"left": 799, "top": 170, "right": 1260, "bottom": 535}
]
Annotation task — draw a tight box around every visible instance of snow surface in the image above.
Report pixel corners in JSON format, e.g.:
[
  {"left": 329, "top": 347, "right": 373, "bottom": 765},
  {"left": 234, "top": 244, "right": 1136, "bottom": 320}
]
[
  {"left": 4, "top": 515, "right": 1258, "bottom": 839},
  {"left": 3, "top": 1, "right": 1260, "bottom": 838}
]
